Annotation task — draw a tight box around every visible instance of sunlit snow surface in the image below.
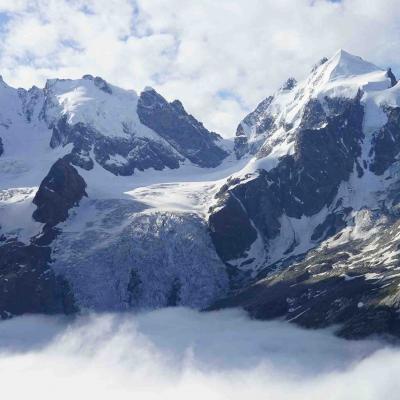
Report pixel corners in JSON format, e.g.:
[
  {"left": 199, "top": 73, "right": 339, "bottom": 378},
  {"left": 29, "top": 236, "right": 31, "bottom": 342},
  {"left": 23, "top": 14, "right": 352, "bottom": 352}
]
[{"left": 0, "top": 308, "right": 398, "bottom": 400}]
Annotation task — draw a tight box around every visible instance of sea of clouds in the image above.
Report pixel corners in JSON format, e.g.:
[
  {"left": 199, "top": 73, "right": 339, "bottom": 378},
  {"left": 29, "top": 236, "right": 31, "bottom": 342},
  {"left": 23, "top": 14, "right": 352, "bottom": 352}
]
[{"left": 0, "top": 307, "right": 399, "bottom": 399}]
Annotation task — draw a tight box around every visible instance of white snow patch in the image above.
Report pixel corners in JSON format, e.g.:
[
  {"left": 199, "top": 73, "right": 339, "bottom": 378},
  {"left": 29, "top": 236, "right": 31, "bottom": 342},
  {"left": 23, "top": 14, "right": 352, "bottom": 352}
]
[
  {"left": 105, "top": 153, "right": 127, "bottom": 166},
  {"left": 0, "top": 187, "right": 42, "bottom": 243}
]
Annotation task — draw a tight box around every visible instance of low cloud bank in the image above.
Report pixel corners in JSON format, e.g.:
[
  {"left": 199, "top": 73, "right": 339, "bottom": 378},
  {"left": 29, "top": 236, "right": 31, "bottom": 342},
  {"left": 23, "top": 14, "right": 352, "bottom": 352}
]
[{"left": 0, "top": 307, "right": 398, "bottom": 399}]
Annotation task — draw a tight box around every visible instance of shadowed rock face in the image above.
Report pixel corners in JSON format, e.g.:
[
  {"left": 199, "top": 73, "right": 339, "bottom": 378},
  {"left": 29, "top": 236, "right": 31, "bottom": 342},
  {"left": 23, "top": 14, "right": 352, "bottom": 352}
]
[
  {"left": 209, "top": 193, "right": 258, "bottom": 262},
  {"left": 0, "top": 137, "right": 3, "bottom": 156},
  {"left": 0, "top": 240, "right": 76, "bottom": 318},
  {"left": 50, "top": 118, "right": 182, "bottom": 175},
  {"left": 234, "top": 96, "right": 274, "bottom": 158},
  {"left": 0, "top": 158, "right": 88, "bottom": 318},
  {"left": 387, "top": 68, "right": 398, "bottom": 87},
  {"left": 210, "top": 95, "right": 364, "bottom": 262},
  {"left": 33, "top": 158, "right": 87, "bottom": 227},
  {"left": 0, "top": 158, "right": 85, "bottom": 319},
  {"left": 47, "top": 84, "right": 228, "bottom": 176},
  {"left": 370, "top": 107, "right": 400, "bottom": 175},
  {"left": 137, "top": 88, "right": 228, "bottom": 167}
]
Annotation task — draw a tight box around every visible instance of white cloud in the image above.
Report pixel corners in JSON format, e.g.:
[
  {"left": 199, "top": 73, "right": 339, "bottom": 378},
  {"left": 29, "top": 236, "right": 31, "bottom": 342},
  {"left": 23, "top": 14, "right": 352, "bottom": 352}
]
[
  {"left": 0, "top": 0, "right": 399, "bottom": 136},
  {"left": 0, "top": 308, "right": 398, "bottom": 400}
]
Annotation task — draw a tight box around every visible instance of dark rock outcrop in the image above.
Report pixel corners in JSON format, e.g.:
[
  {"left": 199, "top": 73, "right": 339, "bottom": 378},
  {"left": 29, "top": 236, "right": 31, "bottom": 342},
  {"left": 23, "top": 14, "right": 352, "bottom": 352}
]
[
  {"left": 387, "top": 68, "right": 398, "bottom": 87},
  {"left": 0, "top": 158, "right": 85, "bottom": 319},
  {"left": 137, "top": 88, "right": 228, "bottom": 167},
  {"left": 0, "top": 137, "right": 3, "bottom": 156},
  {"left": 211, "top": 271, "right": 400, "bottom": 339},
  {"left": 234, "top": 96, "right": 275, "bottom": 158},
  {"left": 209, "top": 193, "right": 258, "bottom": 262},
  {"left": 370, "top": 107, "right": 400, "bottom": 175},
  {"left": 50, "top": 117, "right": 183, "bottom": 175},
  {"left": 310, "top": 209, "right": 350, "bottom": 242},
  {"left": 94, "top": 76, "right": 112, "bottom": 94},
  {"left": 281, "top": 77, "right": 297, "bottom": 91},
  {"left": 0, "top": 240, "right": 76, "bottom": 318},
  {"left": 33, "top": 158, "right": 87, "bottom": 227}
]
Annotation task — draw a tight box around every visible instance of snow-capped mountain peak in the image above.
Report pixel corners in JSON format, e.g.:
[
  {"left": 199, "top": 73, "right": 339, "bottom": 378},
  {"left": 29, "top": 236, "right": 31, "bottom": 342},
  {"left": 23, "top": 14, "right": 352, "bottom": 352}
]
[
  {"left": 42, "top": 76, "right": 145, "bottom": 138},
  {"left": 322, "top": 49, "right": 382, "bottom": 80},
  {"left": 234, "top": 49, "right": 394, "bottom": 161},
  {"left": 307, "top": 49, "right": 390, "bottom": 101}
]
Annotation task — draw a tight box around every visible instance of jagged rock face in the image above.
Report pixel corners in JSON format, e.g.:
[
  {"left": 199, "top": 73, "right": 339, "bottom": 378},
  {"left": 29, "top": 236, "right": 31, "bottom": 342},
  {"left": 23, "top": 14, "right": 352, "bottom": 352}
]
[
  {"left": 33, "top": 158, "right": 87, "bottom": 227},
  {"left": 234, "top": 96, "right": 274, "bottom": 158},
  {"left": 0, "top": 137, "right": 3, "bottom": 156},
  {"left": 137, "top": 88, "right": 228, "bottom": 167},
  {"left": 370, "top": 106, "right": 400, "bottom": 175},
  {"left": 209, "top": 192, "right": 258, "bottom": 261},
  {"left": 282, "top": 77, "right": 297, "bottom": 91},
  {"left": 50, "top": 117, "right": 182, "bottom": 175},
  {"left": 210, "top": 95, "right": 364, "bottom": 262},
  {"left": 387, "top": 68, "right": 398, "bottom": 87},
  {"left": 0, "top": 157, "right": 85, "bottom": 319},
  {"left": 41, "top": 78, "right": 229, "bottom": 175},
  {"left": 291, "top": 95, "right": 364, "bottom": 214},
  {"left": 19, "top": 85, "right": 44, "bottom": 122}
]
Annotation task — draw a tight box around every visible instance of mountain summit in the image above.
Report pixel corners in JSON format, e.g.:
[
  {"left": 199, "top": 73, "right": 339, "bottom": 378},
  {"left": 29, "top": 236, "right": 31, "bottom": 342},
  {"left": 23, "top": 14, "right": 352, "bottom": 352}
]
[
  {"left": 234, "top": 49, "right": 393, "bottom": 160},
  {"left": 323, "top": 49, "right": 381, "bottom": 78},
  {"left": 2, "top": 50, "right": 400, "bottom": 338}
]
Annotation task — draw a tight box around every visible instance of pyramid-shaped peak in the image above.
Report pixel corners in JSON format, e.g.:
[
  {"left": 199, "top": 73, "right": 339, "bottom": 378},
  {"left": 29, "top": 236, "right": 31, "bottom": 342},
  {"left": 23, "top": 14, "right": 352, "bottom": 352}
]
[{"left": 324, "top": 49, "right": 382, "bottom": 79}]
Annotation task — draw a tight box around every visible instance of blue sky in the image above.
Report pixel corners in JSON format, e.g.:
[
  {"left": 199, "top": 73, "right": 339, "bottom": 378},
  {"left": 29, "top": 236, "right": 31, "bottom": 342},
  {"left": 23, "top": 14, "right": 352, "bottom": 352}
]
[
  {"left": 0, "top": 0, "right": 399, "bottom": 136},
  {"left": 0, "top": 12, "right": 10, "bottom": 30}
]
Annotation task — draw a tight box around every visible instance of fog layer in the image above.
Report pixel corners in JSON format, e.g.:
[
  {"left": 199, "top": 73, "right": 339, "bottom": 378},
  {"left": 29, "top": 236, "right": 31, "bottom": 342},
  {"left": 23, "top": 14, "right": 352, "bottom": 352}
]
[{"left": 0, "top": 307, "right": 398, "bottom": 399}]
